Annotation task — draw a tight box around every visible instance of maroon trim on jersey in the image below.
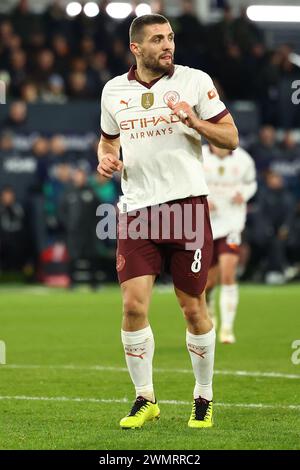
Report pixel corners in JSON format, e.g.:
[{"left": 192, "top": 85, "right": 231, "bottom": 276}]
[
  {"left": 101, "top": 130, "right": 120, "bottom": 140},
  {"left": 127, "top": 64, "right": 175, "bottom": 89},
  {"left": 206, "top": 108, "right": 229, "bottom": 123}
]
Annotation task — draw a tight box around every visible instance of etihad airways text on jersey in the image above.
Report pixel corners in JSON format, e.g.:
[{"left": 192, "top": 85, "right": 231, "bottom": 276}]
[{"left": 119, "top": 113, "right": 182, "bottom": 130}]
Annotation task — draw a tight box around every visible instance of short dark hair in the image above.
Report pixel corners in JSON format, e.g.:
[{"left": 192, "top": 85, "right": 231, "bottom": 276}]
[{"left": 129, "top": 14, "right": 169, "bottom": 43}]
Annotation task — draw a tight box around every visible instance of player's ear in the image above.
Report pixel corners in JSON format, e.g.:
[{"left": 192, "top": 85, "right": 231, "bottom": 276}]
[{"left": 130, "top": 42, "right": 141, "bottom": 56}]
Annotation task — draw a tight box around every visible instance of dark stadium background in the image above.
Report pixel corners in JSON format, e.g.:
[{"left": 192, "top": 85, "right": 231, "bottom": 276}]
[{"left": 0, "top": 0, "right": 300, "bottom": 287}]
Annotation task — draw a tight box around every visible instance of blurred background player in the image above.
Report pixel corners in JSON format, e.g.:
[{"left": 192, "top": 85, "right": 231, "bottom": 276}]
[{"left": 203, "top": 144, "right": 257, "bottom": 343}]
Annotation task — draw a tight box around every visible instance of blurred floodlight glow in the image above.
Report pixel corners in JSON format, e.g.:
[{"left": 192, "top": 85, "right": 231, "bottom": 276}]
[
  {"left": 66, "top": 2, "right": 82, "bottom": 17},
  {"left": 83, "top": 2, "right": 100, "bottom": 17},
  {"left": 106, "top": 2, "right": 133, "bottom": 19},
  {"left": 247, "top": 5, "right": 300, "bottom": 22},
  {"left": 135, "top": 3, "right": 152, "bottom": 17}
]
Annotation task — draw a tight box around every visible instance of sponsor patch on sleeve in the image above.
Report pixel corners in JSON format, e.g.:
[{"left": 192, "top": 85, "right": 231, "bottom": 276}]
[{"left": 207, "top": 88, "right": 217, "bottom": 100}]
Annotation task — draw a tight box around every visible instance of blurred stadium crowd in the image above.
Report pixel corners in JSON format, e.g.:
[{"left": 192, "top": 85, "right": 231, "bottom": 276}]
[{"left": 0, "top": 0, "right": 300, "bottom": 286}]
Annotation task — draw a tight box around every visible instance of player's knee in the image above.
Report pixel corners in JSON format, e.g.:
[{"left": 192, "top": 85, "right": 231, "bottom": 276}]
[
  {"left": 123, "top": 298, "right": 147, "bottom": 321},
  {"left": 182, "top": 304, "right": 201, "bottom": 325},
  {"left": 220, "top": 274, "right": 235, "bottom": 285}
]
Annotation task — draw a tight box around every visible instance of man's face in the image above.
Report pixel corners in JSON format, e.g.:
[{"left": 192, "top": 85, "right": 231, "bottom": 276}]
[
  {"left": 1, "top": 190, "right": 15, "bottom": 206},
  {"left": 132, "top": 22, "right": 175, "bottom": 75},
  {"left": 73, "top": 169, "right": 87, "bottom": 187}
]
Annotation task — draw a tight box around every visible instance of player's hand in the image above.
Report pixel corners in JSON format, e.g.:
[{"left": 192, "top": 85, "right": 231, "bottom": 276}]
[
  {"left": 232, "top": 192, "right": 244, "bottom": 205},
  {"left": 167, "top": 100, "right": 198, "bottom": 129},
  {"left": 97, "top": 153, "right": 123, "bottom": 180}
]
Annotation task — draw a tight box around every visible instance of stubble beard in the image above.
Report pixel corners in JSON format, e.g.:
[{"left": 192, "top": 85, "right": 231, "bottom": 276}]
[{"left": 142, "top": 54, "right": 173, "bottom": 75}]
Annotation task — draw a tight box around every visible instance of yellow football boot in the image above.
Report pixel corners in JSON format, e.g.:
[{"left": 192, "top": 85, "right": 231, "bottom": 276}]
[
  {"left": 120, "top": 396, "right": 160, "bottom": 429},
  {"left": 188, "top": 397, "right": 213, "bottom": 428}
]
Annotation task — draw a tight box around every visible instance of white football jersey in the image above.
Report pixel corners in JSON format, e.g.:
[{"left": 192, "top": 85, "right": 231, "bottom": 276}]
[
  {"left": 101, "top": 64, "right": 228, "bottom": 212},
  {"left": 202, "top": 145, "right": 257, "bottom": 240}
]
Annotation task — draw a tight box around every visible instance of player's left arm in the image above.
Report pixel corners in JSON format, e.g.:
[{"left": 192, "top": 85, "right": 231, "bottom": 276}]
[
  {"left": 239, "top": 155, "right": 258, "bottom": 202},
  {"left": 232, "top": 154, "right": 258, "bottom": 204},
  {"left": 168, "top": 100, "right": 238, "bottom": 150}
]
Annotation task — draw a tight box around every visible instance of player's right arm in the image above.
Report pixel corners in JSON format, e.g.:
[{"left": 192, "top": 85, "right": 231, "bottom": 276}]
[
  {"left": 98, "top": 81, "right": 122, "bottom": 179},
  {"left": 97, "top": 135, "right": 122, "bottom": 179}
]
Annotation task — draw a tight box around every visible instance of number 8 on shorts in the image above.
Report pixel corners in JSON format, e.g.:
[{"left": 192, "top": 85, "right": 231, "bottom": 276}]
[{"left": 191, "top": 248, "right": 202, "bottom": 273}]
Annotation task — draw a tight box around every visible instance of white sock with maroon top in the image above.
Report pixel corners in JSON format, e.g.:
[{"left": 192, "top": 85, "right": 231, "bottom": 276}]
[
  {"left": 186, "top": 328, "right": 216, "bottom": 401},
  {"left": 220, "top": 284, "right": 239, "bottom": 330},
  {"left": 121, "top": 326, "right": 155, "bottom": 402}
]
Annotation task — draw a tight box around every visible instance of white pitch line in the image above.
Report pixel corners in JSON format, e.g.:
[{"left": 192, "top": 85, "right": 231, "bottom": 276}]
[
  {"left": 0, "top": 395, "right": 299, "bottom": 410},
  {"left": 2, "top": 364, "right": 300, "bottom": 380}
]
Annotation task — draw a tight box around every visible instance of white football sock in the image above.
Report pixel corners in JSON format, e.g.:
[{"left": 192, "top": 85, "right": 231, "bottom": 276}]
[
  {"left": 121, "top": 326, "right": 155, "bottom": 402},
  {"left": 186, "top": 328, "right": 216, "bottom": 401},
  {"left": 220, "top": 284, "right": 239, "bottom": 330}
]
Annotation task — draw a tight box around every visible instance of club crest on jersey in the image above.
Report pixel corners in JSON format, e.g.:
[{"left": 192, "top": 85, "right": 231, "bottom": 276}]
[
  {"left": 141, "top": 93, "right": 154, "bottom": 109},
  {"left": 163, "top": 90, "right": 180, "bottom": 106},
  {"left": 218, "top": 166, "right": 225, "bottom": 175}
]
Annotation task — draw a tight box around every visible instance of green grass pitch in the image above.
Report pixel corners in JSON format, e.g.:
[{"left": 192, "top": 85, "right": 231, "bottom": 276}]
[{"left": 0, "top": 284, "right": 299, "bottom": 450}]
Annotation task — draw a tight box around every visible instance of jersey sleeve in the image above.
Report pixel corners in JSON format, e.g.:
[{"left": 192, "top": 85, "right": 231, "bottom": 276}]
[
  {"left": 100, "top": 84, "right": 120, "bottom": 139},
  {"left": 196, "top": 72, "right": 229, "bottom": 123}
]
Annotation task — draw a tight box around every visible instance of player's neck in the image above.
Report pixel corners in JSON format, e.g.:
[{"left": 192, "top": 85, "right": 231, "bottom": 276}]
[
  {"left": 216, "top": 151, "right": 231, "bottom": 159},
  {"left": 217, "top": 154, "right": 228, "bottom": 159},
  {"left": 135, "top": 65, "right": 164, "bottom": 84}
]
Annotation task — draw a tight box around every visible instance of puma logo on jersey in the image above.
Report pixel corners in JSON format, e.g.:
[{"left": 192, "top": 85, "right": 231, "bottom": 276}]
[{"left": 120, "top": 99, "right": 131, "bottom": 108}]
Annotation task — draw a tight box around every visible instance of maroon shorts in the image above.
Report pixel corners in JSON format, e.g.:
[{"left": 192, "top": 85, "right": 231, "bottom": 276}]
[
  {"left": 210, "top": 235, "right": 240, "bottom": 267},
  {"left": 116, "top": 196, "right": 213, "bottom": 296}
]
